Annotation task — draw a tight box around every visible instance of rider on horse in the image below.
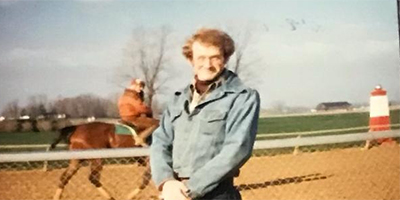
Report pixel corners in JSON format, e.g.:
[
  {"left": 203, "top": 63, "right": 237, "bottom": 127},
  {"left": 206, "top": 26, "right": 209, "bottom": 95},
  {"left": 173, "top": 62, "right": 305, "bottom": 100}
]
[{"left": 118, "top": 78, "right": 159, "bottom": 146}]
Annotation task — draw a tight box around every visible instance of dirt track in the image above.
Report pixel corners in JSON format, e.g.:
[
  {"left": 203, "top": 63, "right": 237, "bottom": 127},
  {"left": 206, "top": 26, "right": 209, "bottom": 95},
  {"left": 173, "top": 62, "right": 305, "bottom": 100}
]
[{"left": 0, "top": 144, "right": 399, "bottom": 200}]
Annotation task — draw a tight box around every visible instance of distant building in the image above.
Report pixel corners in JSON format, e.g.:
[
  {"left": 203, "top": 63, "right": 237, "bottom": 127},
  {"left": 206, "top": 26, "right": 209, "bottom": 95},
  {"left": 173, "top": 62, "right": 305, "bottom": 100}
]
[
  {"left": 87, "top": 116, "right": 96, "bottom": 122},
  {"left": 316, "top": 102, "right": 352, "bottom": 111},
  {"left": 36, "top": 113, "right": 68, "bottom": 120},
  {"left": 19, "top": 115, "right": 30, "bottom": 120}
]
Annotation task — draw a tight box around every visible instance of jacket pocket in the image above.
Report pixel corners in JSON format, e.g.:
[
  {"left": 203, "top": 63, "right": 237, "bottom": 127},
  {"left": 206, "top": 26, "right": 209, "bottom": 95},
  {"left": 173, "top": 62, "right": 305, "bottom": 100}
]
[
  {"left": 204, "top": 110, "right": 227, "bottom": 123},
  {"left": 192, "top": 110, "right": 226, "bottom": 165},
  {"left": 200, "top": 110, "right": 227, "bottom": 134}
]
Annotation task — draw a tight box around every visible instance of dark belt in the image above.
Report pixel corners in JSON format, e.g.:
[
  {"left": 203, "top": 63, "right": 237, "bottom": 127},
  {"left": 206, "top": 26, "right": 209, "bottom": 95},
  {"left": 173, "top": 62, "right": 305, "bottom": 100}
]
[
  {"left": 176, "top": 176, "right": 234, "bottom": 186},
  {"left": 174, "top": 171, "right": 235, "bottom": 187},
  {"left": 177, "top": 177, "right": 190, "bottom": 181}
]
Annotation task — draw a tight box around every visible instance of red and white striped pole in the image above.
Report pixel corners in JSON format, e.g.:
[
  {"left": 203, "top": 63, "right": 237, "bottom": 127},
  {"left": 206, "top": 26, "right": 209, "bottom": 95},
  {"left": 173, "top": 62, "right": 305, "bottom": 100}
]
[{"left": 369, "top": 85, "right": 393, "bottom": 143}]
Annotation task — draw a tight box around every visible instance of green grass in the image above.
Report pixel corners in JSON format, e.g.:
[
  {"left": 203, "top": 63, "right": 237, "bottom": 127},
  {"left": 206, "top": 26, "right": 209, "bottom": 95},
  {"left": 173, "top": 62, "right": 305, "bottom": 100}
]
[
  {"left": 0, "top": 131, "right": 57, "bottom": 145},
  {"left": 257, "top": 110, "right": 399, "bottom": 134}
]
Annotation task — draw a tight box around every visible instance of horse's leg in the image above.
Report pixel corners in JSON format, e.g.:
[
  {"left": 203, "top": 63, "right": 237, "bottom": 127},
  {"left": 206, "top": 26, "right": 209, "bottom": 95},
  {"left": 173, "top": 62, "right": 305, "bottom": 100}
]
[
  {"left": 89, "top": 159, "right": 115, "bottom": 200},
  {"left": 126, "top": 157, "right": 152, "bottom": 200},
  {"left": 53, "top": 159, "right": 81, "bottom": 200}
]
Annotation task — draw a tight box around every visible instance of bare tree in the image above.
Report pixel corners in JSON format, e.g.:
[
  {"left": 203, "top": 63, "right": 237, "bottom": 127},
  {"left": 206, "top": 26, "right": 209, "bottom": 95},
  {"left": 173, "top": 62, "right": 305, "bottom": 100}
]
[
  {"left": 223, "top": 24, "right": 265, "bottom": 88},
  {"left": 20, "top": 108, "right": 28, "bottom": 116},
  {"left": 398, "top": 0, "right": 400, "bottom": 54},
  {"left": 227, "top": 27, "right": 252, "bottom": 75},
  {"left": 0, "top": 94, "right": 49, "bottom": 118},
  {"left": 51, "top": 94, "right": 118, "bottom": 118},
  {"left": 270, "top": 100, "right": 288, "bottom": 114},
  {"left": 25, "top": 94, "right": 49, "bottom": 118},
  {"left": 1, "top": 100, "right": 21, "bottom": 118},
  {"left": 122, "top": 26, "right": 172, "bottom": 110},
  {"left": 105, "top": 92, "right": 121, "bottom": 118}
]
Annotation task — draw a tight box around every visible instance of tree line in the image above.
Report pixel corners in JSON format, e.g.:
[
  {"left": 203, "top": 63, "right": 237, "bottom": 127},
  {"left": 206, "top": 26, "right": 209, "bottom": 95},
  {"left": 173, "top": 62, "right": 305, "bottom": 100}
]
[{"left": 1, "top": 94, "right": 119, "bottom": 119}]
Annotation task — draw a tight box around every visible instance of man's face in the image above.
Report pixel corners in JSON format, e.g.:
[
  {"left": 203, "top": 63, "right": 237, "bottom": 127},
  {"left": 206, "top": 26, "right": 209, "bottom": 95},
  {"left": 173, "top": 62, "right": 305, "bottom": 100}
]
[
  {"left": 191, "top": 41, "right": 225, "bottom": 81},
  {"left": 129, "top": 83, "right": 144, "bottom": 93}
]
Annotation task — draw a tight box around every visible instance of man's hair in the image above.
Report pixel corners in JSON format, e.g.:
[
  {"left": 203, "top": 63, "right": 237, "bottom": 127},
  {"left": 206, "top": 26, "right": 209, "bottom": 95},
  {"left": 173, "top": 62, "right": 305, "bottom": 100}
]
[{"left": 182, "top": 28, "right": 235, "bottom": 62}]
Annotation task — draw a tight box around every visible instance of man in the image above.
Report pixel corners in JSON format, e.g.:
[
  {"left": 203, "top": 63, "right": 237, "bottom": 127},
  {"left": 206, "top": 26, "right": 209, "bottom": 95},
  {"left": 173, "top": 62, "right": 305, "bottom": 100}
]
[
  {"left": 150, "top": 28, "right": 260, "bottom": 200},
  {"left": 118, "top": 78, "right": 159, "bottom": 146}
]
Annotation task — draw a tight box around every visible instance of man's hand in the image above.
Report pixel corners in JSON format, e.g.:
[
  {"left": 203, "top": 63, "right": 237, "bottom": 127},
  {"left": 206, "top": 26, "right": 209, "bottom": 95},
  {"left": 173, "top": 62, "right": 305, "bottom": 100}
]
[{"left": 161, "top": 180, "right": 189, "bottom": 200}]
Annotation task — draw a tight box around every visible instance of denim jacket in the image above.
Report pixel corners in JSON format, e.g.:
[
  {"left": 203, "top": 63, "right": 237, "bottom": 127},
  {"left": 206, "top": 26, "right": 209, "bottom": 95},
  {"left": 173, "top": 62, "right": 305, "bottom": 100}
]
[{"left": 150, "top": 70, "right": 260, "bottom": 198}]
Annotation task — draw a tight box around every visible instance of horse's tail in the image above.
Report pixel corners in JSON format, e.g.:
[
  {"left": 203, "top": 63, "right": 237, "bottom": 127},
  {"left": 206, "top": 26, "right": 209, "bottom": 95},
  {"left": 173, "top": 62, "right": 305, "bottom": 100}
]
[{"left": 49, "top": 126, "right": 76, "bottom": 150}]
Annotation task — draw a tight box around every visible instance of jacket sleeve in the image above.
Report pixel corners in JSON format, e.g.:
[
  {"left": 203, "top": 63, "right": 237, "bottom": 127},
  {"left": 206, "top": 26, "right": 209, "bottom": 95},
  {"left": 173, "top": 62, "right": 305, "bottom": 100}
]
[
  {"left": 117, "top": 93, "right": 128, "bottom": 115},
  {"left": 150, "top": 105, "right": 176, "bottom": 189},
  {"left": 135, "top": 101, "right": 153, "bottom": 116},
  {"left": 186, "top": 89, "right": 260, "bottom": 198}
]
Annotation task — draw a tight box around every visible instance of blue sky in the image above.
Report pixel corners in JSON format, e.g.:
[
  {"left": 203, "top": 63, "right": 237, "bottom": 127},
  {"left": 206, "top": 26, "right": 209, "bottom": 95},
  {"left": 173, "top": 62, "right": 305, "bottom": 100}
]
[{"left": 0, "top": 0, "right": 399, "bottom": 111}]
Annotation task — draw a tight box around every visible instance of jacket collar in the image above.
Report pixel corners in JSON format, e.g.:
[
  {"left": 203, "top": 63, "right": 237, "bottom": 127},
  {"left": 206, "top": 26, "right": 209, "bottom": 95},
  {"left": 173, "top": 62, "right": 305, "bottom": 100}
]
[
  {"left": 177, "top": 69, "right": 246, "bottom": 109},
  {"left": 219, "top": 69, "right": 246, "bottom": 93},
  {"left": 181, "top": 69, "right": 245, "bottom": 95}
]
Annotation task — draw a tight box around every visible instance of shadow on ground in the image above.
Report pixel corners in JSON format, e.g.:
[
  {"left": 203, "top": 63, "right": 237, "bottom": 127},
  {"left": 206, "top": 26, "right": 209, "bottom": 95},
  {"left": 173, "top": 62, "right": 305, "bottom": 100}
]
[{"left": 237, "top": 173, "right": 333, "bottom": 191}]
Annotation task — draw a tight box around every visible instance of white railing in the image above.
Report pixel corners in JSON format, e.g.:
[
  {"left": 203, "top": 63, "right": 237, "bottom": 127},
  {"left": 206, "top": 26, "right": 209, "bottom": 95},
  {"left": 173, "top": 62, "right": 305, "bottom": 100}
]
[
  {"left": 254, "top": 130, "right": 399, "bottom": 149},
  {"left": 0, "top": 130, "right": 398, "bottom": 163},
  {"left": 0, "top": 147, "right": 149, "bottom": 163},
  {"left": 256, "top": 123, "right": 400, "bottom": 139},
  {"left": 0, "top": 144, "right": 67, "bottom": 149}
]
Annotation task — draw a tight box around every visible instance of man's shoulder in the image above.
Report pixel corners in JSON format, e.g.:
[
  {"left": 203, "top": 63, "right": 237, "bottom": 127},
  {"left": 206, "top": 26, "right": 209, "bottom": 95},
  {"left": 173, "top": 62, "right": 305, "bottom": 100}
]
[
  {"left": 173, "top": 84, "right": 191, "bottom": 97},
  {"left": 223, "top": 71, "right": 257, "bottom": 94},
  {"left": 162, "top": 85, "right": 190, "bottom": 107},
  {"left": 223, "top": 72, "right": 260, "bottom": 101}
]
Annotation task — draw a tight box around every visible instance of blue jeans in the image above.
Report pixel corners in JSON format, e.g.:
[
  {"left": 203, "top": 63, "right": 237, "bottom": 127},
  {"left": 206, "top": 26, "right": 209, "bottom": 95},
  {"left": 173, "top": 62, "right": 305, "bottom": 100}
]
[{"left": 194, "top": 178, "right": 241, "bottom": 200}]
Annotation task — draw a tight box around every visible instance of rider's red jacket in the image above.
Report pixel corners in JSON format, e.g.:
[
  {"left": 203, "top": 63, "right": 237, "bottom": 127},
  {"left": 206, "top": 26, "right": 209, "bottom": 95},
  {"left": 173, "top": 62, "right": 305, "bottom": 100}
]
[{"left": 118, "top": 89, "right": 152, "bottom": 121}]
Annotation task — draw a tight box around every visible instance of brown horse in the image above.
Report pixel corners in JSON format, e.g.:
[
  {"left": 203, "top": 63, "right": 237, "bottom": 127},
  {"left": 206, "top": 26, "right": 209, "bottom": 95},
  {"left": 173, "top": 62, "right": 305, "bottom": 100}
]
[{"left": 50, "top": 122, "right": 152, "bottom": 200}]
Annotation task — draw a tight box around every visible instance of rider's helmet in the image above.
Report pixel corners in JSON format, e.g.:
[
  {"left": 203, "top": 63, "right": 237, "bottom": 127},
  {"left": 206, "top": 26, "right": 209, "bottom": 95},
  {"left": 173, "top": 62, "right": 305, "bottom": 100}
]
[{"left": 130, "top": 78, "right": 145, "bottom": 88}]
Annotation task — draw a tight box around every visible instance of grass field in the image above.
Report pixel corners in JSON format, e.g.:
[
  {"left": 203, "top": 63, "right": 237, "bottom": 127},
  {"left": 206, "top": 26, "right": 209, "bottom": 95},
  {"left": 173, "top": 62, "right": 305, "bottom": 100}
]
[
  {"left": 0, "top": 110, "right": 398, "bottom": 146},
  {"left": 258, "top": 109, "right": 399, "bottom": 134},
  {"left": 0, "top": 131, "right": 56, "bottom": 145}
]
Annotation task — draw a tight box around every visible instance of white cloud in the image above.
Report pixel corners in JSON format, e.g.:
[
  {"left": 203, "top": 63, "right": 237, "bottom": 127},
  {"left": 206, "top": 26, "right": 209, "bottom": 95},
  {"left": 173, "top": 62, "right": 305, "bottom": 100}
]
[
  {"left": 254, "top": 20, "right": 399, "bottom": 107},
  {"left": 0, "top": 0, "right": 19, "bottom": 7},
  {"left": 259, "top": 20, "right": 398, "bottom": 66},
  {"left": 7, "top": 48, "right": 48, "bottom": 61},
  {"left": 72, "top": 0, "right": 116, "bottom": 2},
  {"left": 2, "top": 42, "right": 124, "bottom": 69}
]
